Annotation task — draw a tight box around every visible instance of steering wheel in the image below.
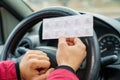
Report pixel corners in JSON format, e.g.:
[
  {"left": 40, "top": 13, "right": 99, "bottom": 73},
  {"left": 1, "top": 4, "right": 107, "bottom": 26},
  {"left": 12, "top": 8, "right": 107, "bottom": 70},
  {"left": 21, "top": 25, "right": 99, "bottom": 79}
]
[{"left": 0, "top": 7, "right": 100, "bottom": 80}]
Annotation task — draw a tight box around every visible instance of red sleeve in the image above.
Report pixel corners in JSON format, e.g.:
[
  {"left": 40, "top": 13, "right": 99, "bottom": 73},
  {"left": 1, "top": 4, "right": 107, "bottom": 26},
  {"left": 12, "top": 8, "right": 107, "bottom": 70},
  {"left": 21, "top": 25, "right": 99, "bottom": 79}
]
[
  {"left": 0, "top": 60, "right": 17, "bottom": 80},
  {"left": 47, "top": 68, "right": 79, "bottom": 80}
]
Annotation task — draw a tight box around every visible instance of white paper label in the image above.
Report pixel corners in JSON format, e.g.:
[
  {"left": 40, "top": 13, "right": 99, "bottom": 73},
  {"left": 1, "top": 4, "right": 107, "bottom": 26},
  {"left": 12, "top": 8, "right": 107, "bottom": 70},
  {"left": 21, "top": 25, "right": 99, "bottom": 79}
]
[{"left": 42, "top": 15, "right": 93, "bottom": 39}]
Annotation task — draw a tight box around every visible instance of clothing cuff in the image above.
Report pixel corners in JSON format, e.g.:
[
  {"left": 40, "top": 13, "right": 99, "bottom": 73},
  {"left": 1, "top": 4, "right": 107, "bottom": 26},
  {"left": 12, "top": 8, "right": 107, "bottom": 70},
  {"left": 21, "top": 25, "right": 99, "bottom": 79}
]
[
  {"left": 56, "top": 65, "right": 76, "bottom": 74},
  {"left": 14, "top": 60, "right": 21, "bottom": 80}
]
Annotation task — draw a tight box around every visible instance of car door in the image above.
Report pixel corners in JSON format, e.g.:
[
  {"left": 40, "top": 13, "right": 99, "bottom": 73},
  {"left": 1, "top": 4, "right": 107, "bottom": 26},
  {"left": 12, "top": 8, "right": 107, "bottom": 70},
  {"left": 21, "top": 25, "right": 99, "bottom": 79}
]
[{"left": 0, "top": 0, "right": 32, "bottom": 56}]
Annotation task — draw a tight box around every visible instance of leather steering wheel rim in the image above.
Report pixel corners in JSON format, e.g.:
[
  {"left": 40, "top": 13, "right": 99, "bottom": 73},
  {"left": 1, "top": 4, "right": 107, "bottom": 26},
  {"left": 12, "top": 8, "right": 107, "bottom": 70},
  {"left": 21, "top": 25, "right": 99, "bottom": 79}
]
[{"left": 0, "top": 7, "right": 100, "bottom": 80}]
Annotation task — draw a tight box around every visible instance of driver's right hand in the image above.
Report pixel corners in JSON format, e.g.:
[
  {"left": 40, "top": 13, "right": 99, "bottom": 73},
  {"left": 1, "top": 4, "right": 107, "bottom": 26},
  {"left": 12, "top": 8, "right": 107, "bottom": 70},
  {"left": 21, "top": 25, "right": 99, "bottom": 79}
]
[{"left": 57, "top": 37, "right": 87, "bottom": 71}]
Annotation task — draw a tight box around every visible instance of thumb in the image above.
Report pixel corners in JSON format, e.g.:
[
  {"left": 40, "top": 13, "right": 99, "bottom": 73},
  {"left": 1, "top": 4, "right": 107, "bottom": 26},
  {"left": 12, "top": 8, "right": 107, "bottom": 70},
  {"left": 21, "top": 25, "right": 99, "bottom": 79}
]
[
  {"left": 58, "top": 37, "right": 67, "bottom": 49},
  {"left": 35, "top": 68, "right": 54, "bottom": 80},
  {"left": 45, "top": 68, "right": 55, "bottom": 76}
]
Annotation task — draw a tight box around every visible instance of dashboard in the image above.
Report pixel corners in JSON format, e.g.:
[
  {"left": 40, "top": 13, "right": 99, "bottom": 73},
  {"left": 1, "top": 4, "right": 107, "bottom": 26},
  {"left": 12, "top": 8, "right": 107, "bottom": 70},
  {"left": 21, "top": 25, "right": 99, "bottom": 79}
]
[
  {"left": 93, "top": 18, "right": 120, "bottom": 80},
  {"left": 94, "top": 20, "right": 120, "bottom": 64}
]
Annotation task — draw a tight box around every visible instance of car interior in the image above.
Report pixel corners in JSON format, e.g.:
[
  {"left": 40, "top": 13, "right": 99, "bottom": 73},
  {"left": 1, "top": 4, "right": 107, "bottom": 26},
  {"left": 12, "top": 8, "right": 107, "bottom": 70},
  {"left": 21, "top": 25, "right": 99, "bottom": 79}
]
[{"left": 0, "top": 0, "right": 120, "bottom": 80}]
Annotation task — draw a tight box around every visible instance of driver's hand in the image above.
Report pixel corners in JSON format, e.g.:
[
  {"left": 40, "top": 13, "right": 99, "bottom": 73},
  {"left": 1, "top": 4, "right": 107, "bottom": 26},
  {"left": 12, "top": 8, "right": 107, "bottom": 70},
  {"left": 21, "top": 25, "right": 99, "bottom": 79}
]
[
  {"left": 20, "top": 50, "right": 54, "bottom": 80},
  {"left": 57, "top": 37, "right": 86, "bottom": 71}
]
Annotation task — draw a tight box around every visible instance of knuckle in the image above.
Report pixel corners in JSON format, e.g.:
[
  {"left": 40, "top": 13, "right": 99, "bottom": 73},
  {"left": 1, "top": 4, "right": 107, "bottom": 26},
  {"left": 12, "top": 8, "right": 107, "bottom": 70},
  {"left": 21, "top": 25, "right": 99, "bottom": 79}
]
[
  {"left": 47, "top": 61, "right": 50, "bottom": 65},
  {"left": 42, "top": 52, "right": 47, "bottom": 56},
  {"left": 82, "top": 44, "right": 86, "bottom": 50},
  {"left": 27, "top": 54, "right": 33, "bottom": 59},
  {"left": 46, "top": 61, "right": 50, "bottom": 67},
  {"left": 34, "top": 50, "right": 43, "bottom": 54},
  {"left": 78, "top": 43, "right": 86, "bottom": 50},
  {"left": 26, "top": 50, "right": 32, "bottom": 54},
  {"left": 83, "top": 51, "right": 87, "bottom": 58},
  {"left": 41, "top": 56, "right": 50, "bottom": 61},
  {"left": 29, "top": 60, "right": 36, "bottom": 66},
  {"left": 46, "top": 57, "right": 50, "bottom": 61},
  {"left": 38, "top": 51, "right": 47, "bottom": 56}
]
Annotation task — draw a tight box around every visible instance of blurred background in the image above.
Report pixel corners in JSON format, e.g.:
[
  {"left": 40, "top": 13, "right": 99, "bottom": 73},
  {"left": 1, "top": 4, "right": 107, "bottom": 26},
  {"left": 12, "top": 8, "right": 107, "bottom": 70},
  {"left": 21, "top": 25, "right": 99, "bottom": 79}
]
[{"left": 23, "top": 0, "right": 120, "bottom": 18}]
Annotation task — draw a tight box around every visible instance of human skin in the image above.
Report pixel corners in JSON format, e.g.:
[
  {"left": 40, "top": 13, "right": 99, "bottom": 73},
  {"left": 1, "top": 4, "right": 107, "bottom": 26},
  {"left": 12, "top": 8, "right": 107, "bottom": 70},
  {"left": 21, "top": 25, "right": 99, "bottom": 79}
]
[
  {"left": 19, "top": 37, "right": 86, "bottom": 80},
  {"left": 20, "top": 50, "right": 54, "bottom": 80},
  {"left": 57, "top": 37, "right": 86, "bottom": 71}
]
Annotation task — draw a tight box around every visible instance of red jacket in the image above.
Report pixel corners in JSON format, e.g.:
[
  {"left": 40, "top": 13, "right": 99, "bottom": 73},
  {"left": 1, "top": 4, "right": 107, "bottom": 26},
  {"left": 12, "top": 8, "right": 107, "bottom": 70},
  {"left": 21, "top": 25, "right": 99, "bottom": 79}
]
[
  {"left": 0, "top": 60, "right": 17, "bottom": 80},
  {"left": 0, "top": 60, "right": 79, "bottom": 80},
  {"left": 47, "top": 68, "right": 79, "bottom": 80}
]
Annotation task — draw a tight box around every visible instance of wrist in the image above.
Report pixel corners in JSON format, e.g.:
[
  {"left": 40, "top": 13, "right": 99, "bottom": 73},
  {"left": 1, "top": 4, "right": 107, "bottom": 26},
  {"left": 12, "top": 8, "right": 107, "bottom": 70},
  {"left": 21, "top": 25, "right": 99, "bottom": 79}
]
[
  {"left": 58, "top": 63, "right": 77, "bottom": 72},
  {"left": 56, "top": 65, "right": 76, "bottom": 74}
]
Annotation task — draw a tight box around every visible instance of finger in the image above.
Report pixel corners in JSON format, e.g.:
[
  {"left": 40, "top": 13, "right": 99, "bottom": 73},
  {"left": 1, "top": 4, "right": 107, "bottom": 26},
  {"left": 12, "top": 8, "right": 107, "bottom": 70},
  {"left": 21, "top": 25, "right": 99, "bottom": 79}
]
[
  {"left": 45, "top": 68, "right": 55, "bottom": 76},
  {"left": 35, "top": 68, "right": 55, "bottom": 80},
  {"left": 66, "top": 38, "right": 75, "bottom": 46},
  {"left": 74, "top": 38, "right": 81, "bottom": 44},
  {"left": 29, "top": 59, "right": 50, "bottom": 70},
  {"left": 74, "top": 38, "right": 86, "bottom": 48},
  {"left": 58, "top": 36, "right": 67, "bottom": 48},
  {"left": 58, "top": 36, "right": 67, "bottom": 44},
  {"left": 83, "top": 51, "right": 87, "bottom": 58},
  {"left": 27, "top": 53, "right": 50, "bottom": 61},
  {"left": 26, "top": 50, "right": 47, "bottom": 56},
  {"left": 67, "top": 41, "right": 74, "bottom": 46},
  {"left": 39, "top": 68, "right": 54, "bottom": 75},
  {"left": 80, "top": 51, "right": 87, "bottom": 65},
  {"left": 66, "top": 38, "right": 74, "bottom": 42}
]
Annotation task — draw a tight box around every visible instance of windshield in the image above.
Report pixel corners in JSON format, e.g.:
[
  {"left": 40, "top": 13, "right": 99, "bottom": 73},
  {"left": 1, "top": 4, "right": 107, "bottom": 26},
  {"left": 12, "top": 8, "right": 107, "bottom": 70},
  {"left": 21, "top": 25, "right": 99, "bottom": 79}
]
[{"left": 23, "top": 0, "right": 120, "bottom": 18}]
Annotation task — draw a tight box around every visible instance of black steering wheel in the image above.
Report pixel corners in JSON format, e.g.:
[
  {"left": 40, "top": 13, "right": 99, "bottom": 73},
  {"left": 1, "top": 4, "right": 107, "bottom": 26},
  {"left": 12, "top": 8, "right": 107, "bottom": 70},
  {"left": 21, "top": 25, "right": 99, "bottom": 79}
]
[{"left": 0, "top": 7, "right": 100, "bottom": 80}]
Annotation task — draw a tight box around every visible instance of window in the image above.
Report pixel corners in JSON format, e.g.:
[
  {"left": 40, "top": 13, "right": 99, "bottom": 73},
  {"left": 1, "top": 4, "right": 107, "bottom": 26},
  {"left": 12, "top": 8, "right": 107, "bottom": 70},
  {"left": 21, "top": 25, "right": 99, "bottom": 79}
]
[
  {"left": 23, "top": 0, "right": 120, "bottom": 18},
  {"left": 0, "top": 13, "right": 3, "bottom": 45}
]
